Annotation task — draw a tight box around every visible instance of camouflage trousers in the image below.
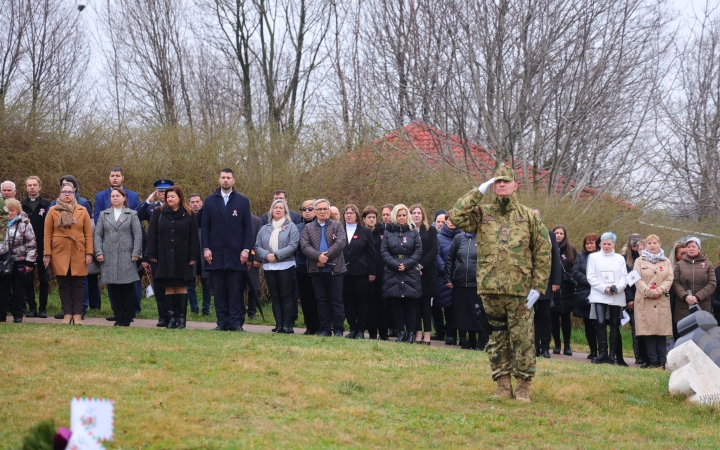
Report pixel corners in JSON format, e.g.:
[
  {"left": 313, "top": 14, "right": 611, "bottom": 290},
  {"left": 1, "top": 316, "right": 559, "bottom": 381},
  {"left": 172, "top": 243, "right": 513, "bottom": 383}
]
[{"left": 482, "top": 294, "right": 536, "bottom": 381}]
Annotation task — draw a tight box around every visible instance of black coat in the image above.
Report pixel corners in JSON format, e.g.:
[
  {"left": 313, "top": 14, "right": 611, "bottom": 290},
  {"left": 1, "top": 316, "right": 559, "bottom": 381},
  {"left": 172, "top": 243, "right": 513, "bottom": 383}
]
[
  {"left": 381, "top": 223, "right": 422, "bottom": 299},
  {"left": 21, "top": 196, "right": 51, "bottom": 257},
  {"left": 445, "top": 232, "right": 477, "bottom": 287},
  {"left": 368, "top": 224, "right": 386, "bottom": 299},
  {"left": 201, "top": 188, "right": 253, "bottom": 272},
  {"left": 342, "top": 225, "right": 376, "bottom": 277},
  {"left": 540, "top": 231, "right": 562, "bottom": 300},
  {"left": 147, "top": 207, "right": 200, "bottom": 282},
  {"left": 417, "top": 225, "right": 439, "bottom": 297},
  {"left": 572, "top": 251, "right": 593, "bottom": 318},
  {"left": 552, "top": 241, "right": 576, "bottom": 313},
  {"left": 248, "top": 214, "right": 262, "bottom": 288}
]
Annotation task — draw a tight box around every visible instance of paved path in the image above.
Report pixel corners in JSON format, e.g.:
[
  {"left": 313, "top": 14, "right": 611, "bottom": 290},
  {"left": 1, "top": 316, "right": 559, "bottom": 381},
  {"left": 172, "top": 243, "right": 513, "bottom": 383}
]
[{"left": 17, "top": 316, "right": 637, "bottom": 365}]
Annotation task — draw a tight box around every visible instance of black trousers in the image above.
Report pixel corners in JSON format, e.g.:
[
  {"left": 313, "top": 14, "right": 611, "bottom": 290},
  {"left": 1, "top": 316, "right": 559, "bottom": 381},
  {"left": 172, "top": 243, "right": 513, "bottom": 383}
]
[
  {"left": 108, "top": 283, "right": 136, "bottom": 325},
  {"left": 534, "top": 299, "right": 552, "bottom": 351},
  {"left": 297, "top": 271, "right": 319, "bottom": 332},
  {"left": 414, "top": 296, "right": 432, "bottom": 332},
  {"left": 366, "top": 278, "right": 387, "bottom": 334},
  {"left": 0, "top": 263, "right": 26, "bottom": 320},
  {"left": 432, "top": 304, "right": 456, "bottom": 339},
  {"left": 265, "top": 267, "right": 296, "bottom": 329},
  {"left": 212, "top": 270, "right": 246, "bottom": 328},
  {"left": 551, "top": 310, "right": 572, "bottom": 347},
  {"left": 57, "top": 275, "right": 84, "bottom": 315},
  {"left": 643, "top": 335, "right": 668, "bottom": 365},
  {"left": 392, "top": 297, "right": 417, "bottom": 333},
  {"left": 24, "top": 261, "right": 48, "bottom": 313},
  {"left": 311, "top": 272, "right": 344, "bottom": 332},
  {"left": 583, "top": 317, "right": 598, "bottom": 354},
  {"left": 343, "top": 274, "right": 368, "bottom": 332}
]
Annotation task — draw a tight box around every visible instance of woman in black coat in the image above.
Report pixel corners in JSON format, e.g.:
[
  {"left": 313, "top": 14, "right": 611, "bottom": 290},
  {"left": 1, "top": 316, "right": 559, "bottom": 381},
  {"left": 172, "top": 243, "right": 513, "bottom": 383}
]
[
  {"left": 551, "top": 225, "right": 577, "bottom": 355},
  {"left": 147, "top": 186, "right": 201, "bottom": 329},
  {"left": 410, "top": 204, "right": 438, "bottom": 345},
  {"left": 572, "top": 233, "right": 599, "bottom": 359},
  {"left": 342, "top": 204, "right": 376, "bottom": 339},
  {"left": 381, "top": 204, "right": 423, "bottom": 343},
  {"left": 364, "top": 206, "right": 389, "bottom": 340}
]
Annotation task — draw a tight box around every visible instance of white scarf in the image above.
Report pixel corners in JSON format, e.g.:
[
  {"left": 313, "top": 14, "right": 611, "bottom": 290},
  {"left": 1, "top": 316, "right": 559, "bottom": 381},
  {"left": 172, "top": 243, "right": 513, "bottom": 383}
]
[{"left": 269, "top": 219, "right": 284, "bottom": 253}]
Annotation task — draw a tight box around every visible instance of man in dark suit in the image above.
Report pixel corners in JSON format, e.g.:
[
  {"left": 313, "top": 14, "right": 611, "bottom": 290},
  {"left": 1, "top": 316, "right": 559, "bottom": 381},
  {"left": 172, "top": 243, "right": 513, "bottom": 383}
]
[
  {"left": 202, "top": 168, "right": 253, "bottom": 331},
  {"left": 261, "top": 190, "right": 302, "bottom": 225},
  {"left": 21, "top": 176, "right": 50, "bottom": 318},
  {"left": 137, "top": 178, "right": 174, "bottom": 327}
]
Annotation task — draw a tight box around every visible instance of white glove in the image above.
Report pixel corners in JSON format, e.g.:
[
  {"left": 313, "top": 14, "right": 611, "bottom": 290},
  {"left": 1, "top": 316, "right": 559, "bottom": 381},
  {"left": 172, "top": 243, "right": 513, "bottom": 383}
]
[
  {"left": 526, "top": 289, "right": 540, "bottom": 309},
  {"left": 478, "top": 177, "right": 496, "bottom": 195}
]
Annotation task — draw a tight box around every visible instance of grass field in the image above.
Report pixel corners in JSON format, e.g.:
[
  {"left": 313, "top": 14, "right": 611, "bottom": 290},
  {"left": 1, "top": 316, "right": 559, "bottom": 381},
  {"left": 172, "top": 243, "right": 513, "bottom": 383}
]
[{"left": 1, "top": 324, "right": 719, "bottom": 449}]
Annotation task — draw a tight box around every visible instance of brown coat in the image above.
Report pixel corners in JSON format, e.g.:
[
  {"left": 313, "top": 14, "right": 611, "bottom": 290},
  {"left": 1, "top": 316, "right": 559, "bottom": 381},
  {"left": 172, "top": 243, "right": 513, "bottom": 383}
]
[
  {"left": 44, "top": 204, "right": 94, "bottom": 277},
  {"left": 671, "top": 254, "right": 716, "bottom": 324},
  {"left": 633, "top": 256, "right": 673, "bottom": 336}
]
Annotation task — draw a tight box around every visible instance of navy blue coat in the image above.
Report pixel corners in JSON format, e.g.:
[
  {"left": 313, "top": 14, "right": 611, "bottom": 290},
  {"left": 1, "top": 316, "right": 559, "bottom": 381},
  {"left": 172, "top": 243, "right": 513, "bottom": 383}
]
[
  {"left": 94, "top": 186, "right": 141, "bottom": 223},
  {"left": 201, "top": 188, "right": 253, "bottom": 272}
]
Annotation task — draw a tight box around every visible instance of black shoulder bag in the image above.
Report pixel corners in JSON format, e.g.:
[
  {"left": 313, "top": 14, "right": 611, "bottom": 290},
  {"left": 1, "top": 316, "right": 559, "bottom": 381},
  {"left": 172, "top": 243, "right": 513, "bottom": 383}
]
[{"left": 0, "top": 225, "right": 19, "bottom": 277}]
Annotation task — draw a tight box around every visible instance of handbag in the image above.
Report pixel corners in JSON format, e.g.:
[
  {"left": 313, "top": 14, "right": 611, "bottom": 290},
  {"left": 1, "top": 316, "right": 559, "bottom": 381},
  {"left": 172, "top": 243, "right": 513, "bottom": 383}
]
[{"left": 0, "top": 225, "right": 19, "bottom": 277}]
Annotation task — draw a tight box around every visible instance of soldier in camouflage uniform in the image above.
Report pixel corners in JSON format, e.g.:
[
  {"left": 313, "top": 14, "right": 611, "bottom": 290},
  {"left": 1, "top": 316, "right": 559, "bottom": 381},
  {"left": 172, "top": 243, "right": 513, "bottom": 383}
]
[
  {"left": 450, "top": 165, "right": 551, "bottom": 403},
  {"left": 0, "top": 198, "right": 8, "bottom": 239}
]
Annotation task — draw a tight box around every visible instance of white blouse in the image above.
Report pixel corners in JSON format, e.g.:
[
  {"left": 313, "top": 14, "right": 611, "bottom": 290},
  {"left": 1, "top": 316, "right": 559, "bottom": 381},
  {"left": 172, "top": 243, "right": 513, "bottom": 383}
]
[{"left": 586, "top": 250, "right": 629, "bottom": 306}]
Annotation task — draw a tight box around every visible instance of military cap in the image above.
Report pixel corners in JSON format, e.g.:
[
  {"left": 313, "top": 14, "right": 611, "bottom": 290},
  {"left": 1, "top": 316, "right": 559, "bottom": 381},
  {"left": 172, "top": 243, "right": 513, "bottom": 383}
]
[
  {"left": 153, "top": 178, "right": 174, "bottom": 191},
  {"left": 494, "top": 165, "right": 515, "bottom": 182}
]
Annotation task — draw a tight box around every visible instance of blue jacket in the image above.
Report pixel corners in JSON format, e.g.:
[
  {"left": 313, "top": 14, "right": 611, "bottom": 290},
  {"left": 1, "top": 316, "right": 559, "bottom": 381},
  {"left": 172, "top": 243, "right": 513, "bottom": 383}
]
[
  {"left": 436, "top": 224, "right": 461, "bottom": 307},
  {"left": 94, "top": 186, "right": 141, "bottom": 223},
  {"left": 201, "top": 188, "right": 253, "bottom": 271}
]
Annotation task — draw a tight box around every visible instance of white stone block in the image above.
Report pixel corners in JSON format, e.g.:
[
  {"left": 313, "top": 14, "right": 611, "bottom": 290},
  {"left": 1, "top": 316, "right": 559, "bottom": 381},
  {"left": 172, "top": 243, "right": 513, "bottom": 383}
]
[{"left": 667, "top": 340, "right": 720, "bottom": 406}]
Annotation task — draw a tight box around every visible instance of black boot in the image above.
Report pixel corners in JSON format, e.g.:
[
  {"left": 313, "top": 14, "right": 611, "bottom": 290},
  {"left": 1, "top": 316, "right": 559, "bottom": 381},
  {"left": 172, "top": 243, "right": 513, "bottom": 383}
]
[
  {"left": 176, "top": 294, "right": 188, "bottom": 329},
  {"left": 406, "top": 332, "right": 416, "bottom": 344},
  {"left": 166, "top": 294, "right": 177, "bottom": 329},
  {"left": 346, "top": 330, "right": 357, "bottom": 339},
  {"left": 564, "top": 343, "right": 572, "bottom": 356},
  {"left": 379, "top": 329, "right": 389, "bottom": 341},
  {"left": 592, "top": 322, "right": 609, "bottom": 364},
  {"left": 368, "top": 331, "right": 378, "bottom": 340},
  {"left": 396, "top": 331, "right": 406, "bottom": 342},
  {"left": 612, "top": 324, "right": 627, "bottom": 366}
]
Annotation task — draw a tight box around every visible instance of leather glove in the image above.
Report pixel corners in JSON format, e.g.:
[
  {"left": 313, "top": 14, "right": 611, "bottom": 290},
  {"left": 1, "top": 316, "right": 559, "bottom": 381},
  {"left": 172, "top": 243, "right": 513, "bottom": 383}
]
[
  {"left": 526, "top": 289, "right": 540, "bottom": 309},
  {"left": 478, "top": 177, "right": 496, "bottom": 195}
]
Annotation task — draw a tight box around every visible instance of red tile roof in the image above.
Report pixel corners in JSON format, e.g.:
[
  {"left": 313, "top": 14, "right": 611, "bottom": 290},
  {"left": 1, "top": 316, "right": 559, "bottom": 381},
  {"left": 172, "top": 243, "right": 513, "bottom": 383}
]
[{"left": 371, "top": 121, "right": 632, "bottom": 207}]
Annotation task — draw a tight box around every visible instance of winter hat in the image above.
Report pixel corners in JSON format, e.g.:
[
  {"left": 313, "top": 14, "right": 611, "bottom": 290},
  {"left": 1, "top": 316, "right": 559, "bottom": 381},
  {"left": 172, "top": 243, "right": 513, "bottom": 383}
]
[{"left": 686, "top": 237, "right": 701, "bottom": 250}]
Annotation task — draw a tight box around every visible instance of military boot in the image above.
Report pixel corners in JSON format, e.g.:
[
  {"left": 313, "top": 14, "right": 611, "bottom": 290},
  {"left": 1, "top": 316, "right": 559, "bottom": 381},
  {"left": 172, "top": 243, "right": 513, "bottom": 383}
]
[
  {"left": 515, "top": 378, "right": 532, "bottom": 404},
  {"left": 491, "top": 375, "right": 513, "bottom": 400}
]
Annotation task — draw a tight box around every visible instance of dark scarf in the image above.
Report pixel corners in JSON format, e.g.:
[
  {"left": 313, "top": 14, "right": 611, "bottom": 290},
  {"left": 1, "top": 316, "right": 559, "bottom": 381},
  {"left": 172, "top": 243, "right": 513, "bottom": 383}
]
[{"left": 162, "top": 206, "right": 186, "bottom": 220}]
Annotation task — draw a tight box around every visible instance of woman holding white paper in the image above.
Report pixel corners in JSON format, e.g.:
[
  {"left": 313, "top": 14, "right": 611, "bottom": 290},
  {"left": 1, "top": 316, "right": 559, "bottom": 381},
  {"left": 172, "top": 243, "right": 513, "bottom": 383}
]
[
  {"left": 586, "top": 232, "right": 628, "bottom": 365},
  {"left": 632, "top": 234, "right": 673, "bottom": 368}
]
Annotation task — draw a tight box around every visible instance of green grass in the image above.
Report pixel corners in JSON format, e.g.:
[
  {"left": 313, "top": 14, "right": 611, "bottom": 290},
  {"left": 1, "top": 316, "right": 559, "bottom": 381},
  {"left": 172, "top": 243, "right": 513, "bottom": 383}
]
[{"left": 1, "top": 325, "right": 719, "bottom": 449}]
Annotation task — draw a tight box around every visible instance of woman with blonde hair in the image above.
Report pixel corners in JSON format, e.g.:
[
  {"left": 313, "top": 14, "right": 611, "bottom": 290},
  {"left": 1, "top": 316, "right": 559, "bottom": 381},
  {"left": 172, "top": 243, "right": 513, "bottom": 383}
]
[
  {"left": 409, "top": 203, "right": 438, "bottom": 345},
  {"left": 0, "top": 199, "right": 37, "bottom": 323},
  {"left": 633, "top": 234, "right": 673, "bottom": 368},
  {"left": 381, "top": 204, "right": 422, "bottom": 343}
]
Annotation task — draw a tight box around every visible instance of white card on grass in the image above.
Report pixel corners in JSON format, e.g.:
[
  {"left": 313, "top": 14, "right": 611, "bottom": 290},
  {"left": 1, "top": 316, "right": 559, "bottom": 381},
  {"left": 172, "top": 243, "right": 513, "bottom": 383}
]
[
  {"left": 65, "top": 427, "right": 105, "bottom": 450},
  {"left": 70, "top": 398, "right": 114, "bottom": 442}
]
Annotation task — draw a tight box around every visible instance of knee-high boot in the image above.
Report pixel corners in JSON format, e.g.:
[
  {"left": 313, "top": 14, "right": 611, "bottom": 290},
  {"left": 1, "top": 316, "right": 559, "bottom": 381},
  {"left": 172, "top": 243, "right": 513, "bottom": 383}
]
[
  {"left": 166, "top": 294, "right": 177, "bottom": 329},
  {"left": 176, "top": 294, "right": 188, "bottom": 329},
  {"left": 592, "top": 304, "right": 610, "bottom": 364}
]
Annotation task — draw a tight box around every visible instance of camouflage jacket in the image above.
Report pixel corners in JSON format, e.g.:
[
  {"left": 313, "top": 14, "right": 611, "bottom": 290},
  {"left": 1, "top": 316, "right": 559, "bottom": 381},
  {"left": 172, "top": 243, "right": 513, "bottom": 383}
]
[
  {"left": 0, "top": 211, "right": 37, "bottom": 264},
  {"left": 0, "top": 198, "right": 7, "bottom": 238},
  {"left": 450, "top": 189, "right": 551, "bottom": 296}
]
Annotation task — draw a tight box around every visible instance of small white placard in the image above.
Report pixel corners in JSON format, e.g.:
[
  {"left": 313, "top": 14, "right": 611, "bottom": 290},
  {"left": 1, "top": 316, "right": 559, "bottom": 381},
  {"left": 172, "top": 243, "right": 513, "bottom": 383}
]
[
  {"left": 70, "top": 398, "right": 114, "bottom": 442},
  {"left": 621, "top": 310, "right": 631, "bottom": 326},
  {"left": 625, "top": 269, "right": 641, "bottom": 286},
  {"left": 146, "top": 284, "right": 155, "bottom": 298}
]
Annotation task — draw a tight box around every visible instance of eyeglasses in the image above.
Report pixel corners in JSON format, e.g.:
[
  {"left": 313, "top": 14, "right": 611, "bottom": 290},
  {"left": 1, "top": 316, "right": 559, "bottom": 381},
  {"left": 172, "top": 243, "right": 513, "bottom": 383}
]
[
  {"left": 300, "top": 207, "right": 314, "bottom": 212},
  {"left": 315, "top": 207, "right": 329, "bottom": 211},
  {"left": 60, "top": 191, "right": 74, "bottom": 195}
]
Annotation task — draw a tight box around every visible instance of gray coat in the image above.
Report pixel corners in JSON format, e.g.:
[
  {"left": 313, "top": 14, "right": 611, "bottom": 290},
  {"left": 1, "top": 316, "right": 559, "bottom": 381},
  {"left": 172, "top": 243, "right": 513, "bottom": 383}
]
[
  {"left": 254, "top": 220, "right": 300, "bottom": 264},
  {"left": 94, "top": 207, "right": 143, "bottom": 284},
  {"left": 300, "top": 219, "right": 347, "bottom": 275}
]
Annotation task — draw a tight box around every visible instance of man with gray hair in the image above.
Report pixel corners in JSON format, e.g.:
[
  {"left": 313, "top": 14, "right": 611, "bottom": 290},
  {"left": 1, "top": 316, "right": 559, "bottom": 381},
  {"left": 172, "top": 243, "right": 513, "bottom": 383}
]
[
  {"left": 1, "top": 181, "right": 16, "bottom": 200},
  {"left": 300, "top": 199, "right": 347, "bottom": 336}
]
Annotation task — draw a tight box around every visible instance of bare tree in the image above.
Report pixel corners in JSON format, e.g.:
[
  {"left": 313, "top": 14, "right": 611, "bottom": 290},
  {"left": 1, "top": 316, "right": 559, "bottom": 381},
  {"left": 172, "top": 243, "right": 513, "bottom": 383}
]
[{"left": 0, "top": 0, "right": 27, "bottom": 116}]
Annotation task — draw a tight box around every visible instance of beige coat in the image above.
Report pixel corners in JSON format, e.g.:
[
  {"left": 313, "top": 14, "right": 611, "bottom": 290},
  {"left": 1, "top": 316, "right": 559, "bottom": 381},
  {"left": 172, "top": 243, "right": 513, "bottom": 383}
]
[
  {"left": 44, "top": 204, "right": 93, "bottom": 277},
  {"left": 633, "top": 256, "right": 674, "bottom": 336}
]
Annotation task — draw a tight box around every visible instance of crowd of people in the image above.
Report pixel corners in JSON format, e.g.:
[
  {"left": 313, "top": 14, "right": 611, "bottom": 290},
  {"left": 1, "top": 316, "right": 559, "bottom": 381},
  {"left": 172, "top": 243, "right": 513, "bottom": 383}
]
[{"left": 1, "top": 168, "right": 717, "bottom": 375}]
